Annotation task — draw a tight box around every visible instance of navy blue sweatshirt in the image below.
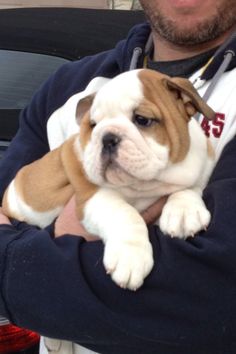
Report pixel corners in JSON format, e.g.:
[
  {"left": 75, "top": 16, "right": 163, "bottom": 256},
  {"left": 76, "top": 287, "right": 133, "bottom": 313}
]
[{"left": 0, "top": 22, "right": 236, "bottom": 354}]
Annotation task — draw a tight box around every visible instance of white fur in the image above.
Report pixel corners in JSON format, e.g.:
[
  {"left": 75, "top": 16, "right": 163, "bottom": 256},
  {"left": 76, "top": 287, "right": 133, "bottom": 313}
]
[
  {"left": 90, "top": 70, "right": 144, "bottom": 123},
  {"left": 47, "top": 77, "right": 110, "bottom": 150},
  {"left": 82, "top": 188, "right": 153, "bottom": 290},
  {"left": 159, "top": 188, "right": 211, "bottom": 239},
  {"left": 81, "top": 116, "right": 169, "bottom": 186},
  {"left": 158, "top": 119, "right": 212, "bottom": 188}
]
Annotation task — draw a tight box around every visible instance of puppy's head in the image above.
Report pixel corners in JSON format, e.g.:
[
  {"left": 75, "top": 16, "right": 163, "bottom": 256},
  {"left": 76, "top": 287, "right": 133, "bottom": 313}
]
[{"left": 75, "top": 69, "right": 214, "bottom": 187}]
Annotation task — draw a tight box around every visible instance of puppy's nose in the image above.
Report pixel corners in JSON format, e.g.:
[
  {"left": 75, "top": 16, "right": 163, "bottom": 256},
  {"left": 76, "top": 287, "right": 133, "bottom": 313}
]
[{"left": 102, "top": 133, "right": 121, "bottom": 154}]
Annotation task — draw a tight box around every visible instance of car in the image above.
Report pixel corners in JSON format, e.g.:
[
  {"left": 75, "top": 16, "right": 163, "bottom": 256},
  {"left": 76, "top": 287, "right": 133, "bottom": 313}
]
[{"left": 0, "top": 6, "right": 144, "bottom": 353}]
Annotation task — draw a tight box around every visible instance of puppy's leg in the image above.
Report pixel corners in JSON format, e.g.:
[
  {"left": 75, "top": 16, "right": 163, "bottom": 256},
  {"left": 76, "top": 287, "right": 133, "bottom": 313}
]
[
  {"left": 159, "top": 187, "right": 211, "bottom": 239},
  {"left": 159, "top": 154, "right": 215, "bottom": 239},
  {"left": 3, "top": 180, "right": 64, "bottom": 228},
  {"left": 82, "top": 188, "right": 154, "bottom": 291}
]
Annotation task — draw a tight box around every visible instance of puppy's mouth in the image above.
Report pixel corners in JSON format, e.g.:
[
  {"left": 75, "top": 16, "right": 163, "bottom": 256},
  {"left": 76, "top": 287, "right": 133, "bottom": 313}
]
[
  {"left": 101, "top": 154, "right": 135, "bottom": 186},
  {"left": 99, "top": 132, "right": 132, "bottom": 185}
]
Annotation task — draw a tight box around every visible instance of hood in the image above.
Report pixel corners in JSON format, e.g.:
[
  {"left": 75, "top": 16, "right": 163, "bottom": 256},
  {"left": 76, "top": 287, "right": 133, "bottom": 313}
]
[
  {"left": 201, "top": 31, "right": 236, "bottom": 81},
  {"left": 113, "top": 21, "right": 236, "bottom": 81},
  {"left": 112, "top": 22, "right": 236, "bottom": 104},
  {"left": 114, "top": 22, "right": 151, "bottom": 72}
]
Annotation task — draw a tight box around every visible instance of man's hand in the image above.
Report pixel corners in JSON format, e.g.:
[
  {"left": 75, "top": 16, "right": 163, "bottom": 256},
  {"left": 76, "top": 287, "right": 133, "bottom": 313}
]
[
  {"left": 1, "top": 194, "right": 167, "bottom": 238},
  {"left": 0, "top": 208, "right": 11, "bottom": 225},
  {"left": 54, "top": 196, "right": 98, "bottom": 241},
  {"left": 142, "top": 196, "right": 167, "bottom": 225},
  {"left": 55, "top": 195, "right": 167, "bottom": 240}
]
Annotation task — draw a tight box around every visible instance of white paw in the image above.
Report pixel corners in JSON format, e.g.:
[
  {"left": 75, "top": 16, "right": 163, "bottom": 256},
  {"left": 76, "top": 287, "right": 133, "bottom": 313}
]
[
  {"left": 159, "top": 190, "right": 211, "bottom": 240},
  {"left": 103, "top": 240, "right": 154, "bottom": 290}
]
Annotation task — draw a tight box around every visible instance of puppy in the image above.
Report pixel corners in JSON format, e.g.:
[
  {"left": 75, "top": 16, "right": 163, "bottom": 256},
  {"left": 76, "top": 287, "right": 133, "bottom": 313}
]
[{"left": 3, "top": 69, "right": 215, "bottom": 290}]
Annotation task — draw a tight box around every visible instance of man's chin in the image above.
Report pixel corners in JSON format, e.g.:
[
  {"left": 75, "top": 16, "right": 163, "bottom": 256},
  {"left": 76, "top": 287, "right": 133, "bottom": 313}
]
[{"left": 145, "top": 0, "right": 236, "bottom": 47}]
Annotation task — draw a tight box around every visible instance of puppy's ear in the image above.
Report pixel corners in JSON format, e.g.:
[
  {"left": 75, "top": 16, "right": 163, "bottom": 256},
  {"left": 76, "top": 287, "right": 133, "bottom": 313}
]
[
  {"left": 76, "top": 94, "right": 95, "bottom": 124},
  {"left": 165, "top": 77, "right": 215, "bottom": 121}
]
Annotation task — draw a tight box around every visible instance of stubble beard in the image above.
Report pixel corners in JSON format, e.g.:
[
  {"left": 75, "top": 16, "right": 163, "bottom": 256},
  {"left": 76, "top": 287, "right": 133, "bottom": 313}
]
[{"left": 140, "top": 1, "right": 236, "bottom": 46}]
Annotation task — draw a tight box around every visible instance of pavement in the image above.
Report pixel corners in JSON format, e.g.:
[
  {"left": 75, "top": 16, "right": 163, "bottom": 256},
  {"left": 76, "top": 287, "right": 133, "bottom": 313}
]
[
  {"left": 112, "top": 0, "right": 142, "bottom": 10},
  {"left": 113, "top": 0, "right": 131, "bottom": 10}
]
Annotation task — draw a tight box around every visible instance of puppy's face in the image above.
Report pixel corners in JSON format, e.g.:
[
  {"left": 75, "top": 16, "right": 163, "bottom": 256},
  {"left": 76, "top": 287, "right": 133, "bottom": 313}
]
[{"left": 76, "top": 69, "right": 214, "bottom": 187}]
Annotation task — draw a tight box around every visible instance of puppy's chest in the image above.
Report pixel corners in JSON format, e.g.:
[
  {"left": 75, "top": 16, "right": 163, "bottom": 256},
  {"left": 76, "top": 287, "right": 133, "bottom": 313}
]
[{"left": 118, "top": 180, "right": 184, "bottom": 212}]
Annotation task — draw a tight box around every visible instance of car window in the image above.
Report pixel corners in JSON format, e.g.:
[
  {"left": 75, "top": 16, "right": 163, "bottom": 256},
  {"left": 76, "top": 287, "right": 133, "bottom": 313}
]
[
  {"left": 0, "top": 49, "right": 69, "bottom": 109},
  {"left": 0, "top": 7, "right": 144, "bottom": 157}
]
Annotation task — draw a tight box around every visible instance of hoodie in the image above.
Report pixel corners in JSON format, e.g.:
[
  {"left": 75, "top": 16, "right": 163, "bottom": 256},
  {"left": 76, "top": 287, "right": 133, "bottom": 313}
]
[{"left": 0, "top": 22, "right": 236, "bottom": 354}]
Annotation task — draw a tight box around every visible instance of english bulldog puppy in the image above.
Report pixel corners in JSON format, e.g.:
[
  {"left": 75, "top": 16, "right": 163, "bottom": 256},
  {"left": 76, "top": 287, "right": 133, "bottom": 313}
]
[{"left": 3, "top": 69, "right": 215, "bottom": 290}]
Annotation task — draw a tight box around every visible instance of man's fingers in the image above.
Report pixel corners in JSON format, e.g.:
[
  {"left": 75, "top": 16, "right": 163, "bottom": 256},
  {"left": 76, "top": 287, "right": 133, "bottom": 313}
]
[
  {"left": 54, "top": 196, "right": 98, "bottom": 241},
  {"left": 0, "top": 207, "right": 11, "bottom": 225},
  {"left": 142, "top": 196, "right": 167, "bottom": 225}
]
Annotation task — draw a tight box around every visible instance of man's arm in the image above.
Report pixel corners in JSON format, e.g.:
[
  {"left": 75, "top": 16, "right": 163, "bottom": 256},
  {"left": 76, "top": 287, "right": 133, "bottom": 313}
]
[{"left": 55, "top": 195, "right": 167, "bottom": 239}]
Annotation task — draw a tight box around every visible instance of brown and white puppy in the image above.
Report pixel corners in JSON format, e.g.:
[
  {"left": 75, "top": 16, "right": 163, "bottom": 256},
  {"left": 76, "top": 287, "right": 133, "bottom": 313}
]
[{"left": 3, "top": 69, "right": 215, "bottom": 290}]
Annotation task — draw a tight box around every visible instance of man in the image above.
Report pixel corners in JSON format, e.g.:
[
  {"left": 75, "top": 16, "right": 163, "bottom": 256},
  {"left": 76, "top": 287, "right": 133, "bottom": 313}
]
[{"left": 0, "top": 1, "right": 236, "bottom": 353}]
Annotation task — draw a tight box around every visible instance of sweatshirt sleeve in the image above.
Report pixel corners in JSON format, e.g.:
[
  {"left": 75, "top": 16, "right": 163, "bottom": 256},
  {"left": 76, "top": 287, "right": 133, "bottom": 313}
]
[
  {"left": 0, "top": 138, "right": 236, "bottom": 353},
  {"left": 0, "top": 72, "right": 53, "bottom": 198}
]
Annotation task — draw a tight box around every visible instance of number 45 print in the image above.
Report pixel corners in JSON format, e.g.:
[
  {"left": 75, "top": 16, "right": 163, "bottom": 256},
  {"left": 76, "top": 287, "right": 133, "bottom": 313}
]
[{"left": 201, "top": 113, "right": 225, "bottom": 138}]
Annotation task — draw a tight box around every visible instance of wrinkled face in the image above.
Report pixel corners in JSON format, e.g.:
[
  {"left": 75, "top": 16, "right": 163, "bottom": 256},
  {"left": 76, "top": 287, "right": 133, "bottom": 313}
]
[
  {"left": 139, "top": 0, "right": 236, "bottom": 45},
  {"left": 76, "top": 69, "right": 213, "bottom": 188}
]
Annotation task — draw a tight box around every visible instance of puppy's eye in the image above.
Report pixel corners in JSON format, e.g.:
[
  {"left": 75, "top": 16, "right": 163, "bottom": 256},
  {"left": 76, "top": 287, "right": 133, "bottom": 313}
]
[
  {"left": 90, "top": 120, "right": 96, "bottom": 128},
  {"left": 133, "top": 114, "right": 155, "bottom": 127}
]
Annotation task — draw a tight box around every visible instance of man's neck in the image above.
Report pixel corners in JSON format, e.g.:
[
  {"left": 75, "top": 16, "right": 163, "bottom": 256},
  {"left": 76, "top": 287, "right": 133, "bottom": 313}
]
[{"left": 152, "top": 29, "right": 234, "bottom": 62}]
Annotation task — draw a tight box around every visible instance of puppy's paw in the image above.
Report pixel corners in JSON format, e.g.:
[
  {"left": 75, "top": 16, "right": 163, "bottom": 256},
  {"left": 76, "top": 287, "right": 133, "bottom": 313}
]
[
  {"left": 103, "top": 240, "right": 154, "bottom": 290},
  {"left": 159, "top": 190, "right": 211, "bottom": 240}
]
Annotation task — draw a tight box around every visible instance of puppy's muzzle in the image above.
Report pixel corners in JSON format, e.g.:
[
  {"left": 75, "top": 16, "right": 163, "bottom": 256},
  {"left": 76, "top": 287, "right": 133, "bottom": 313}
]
[{"left": 102, "top": 133, "right": 121, "bottom": 155}]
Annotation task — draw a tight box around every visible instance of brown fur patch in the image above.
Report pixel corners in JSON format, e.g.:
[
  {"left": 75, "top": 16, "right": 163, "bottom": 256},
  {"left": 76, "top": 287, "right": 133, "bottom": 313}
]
[
  {"left": 3, "top": 134, "right": 98, "bottom": 222},
  {"left": 60, "top": 135, "right": 98, "bottom": 220},
  {"left": 134, "top": 99, "right": 170, "bottom": 147},
  {"left": 14, "top": 144, "right": 74, "bottom": 212},
  {"left": 207, "top": 139, "right": 215, "bottom": 159},
  {"left": 138, "top": 69, "right": 191, "bottom": 163},
  {"left": 79, "top": 111, "right": 93, "bottom": 150}
]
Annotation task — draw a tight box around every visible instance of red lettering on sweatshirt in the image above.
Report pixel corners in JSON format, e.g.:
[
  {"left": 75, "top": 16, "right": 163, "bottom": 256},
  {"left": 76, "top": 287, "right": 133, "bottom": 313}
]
[{"left": 201, "top": 113, "right": 225, "bottom": 138}]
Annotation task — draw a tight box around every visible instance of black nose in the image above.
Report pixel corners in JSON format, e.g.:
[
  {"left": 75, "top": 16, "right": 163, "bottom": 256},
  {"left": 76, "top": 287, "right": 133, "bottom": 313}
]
[{"left": 102, "top": 133, "right": 121, "bottom": 154}]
